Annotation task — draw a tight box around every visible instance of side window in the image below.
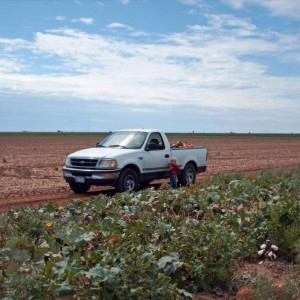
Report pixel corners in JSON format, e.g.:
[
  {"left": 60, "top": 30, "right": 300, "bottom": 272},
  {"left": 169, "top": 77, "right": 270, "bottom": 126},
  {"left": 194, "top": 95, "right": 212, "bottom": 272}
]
[{"left": 146, "top": 133, "right": 165, "bottom": 150}]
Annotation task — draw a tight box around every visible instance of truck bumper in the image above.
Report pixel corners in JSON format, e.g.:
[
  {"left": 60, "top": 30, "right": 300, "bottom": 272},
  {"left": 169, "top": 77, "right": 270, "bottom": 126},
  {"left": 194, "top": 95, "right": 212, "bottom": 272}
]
[{"left": 62, "top": 167, "right": 120, "bottom": 186}]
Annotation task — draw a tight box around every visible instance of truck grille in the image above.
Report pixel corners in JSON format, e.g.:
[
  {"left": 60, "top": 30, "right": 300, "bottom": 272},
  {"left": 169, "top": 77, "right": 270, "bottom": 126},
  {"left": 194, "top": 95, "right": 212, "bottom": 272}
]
[{"left": 70, "top": 158, "right": 98, "bottom": 168}]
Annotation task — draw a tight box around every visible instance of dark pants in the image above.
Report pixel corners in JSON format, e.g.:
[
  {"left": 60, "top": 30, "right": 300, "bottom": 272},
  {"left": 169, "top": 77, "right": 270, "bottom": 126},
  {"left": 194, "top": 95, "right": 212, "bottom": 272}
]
[{"left": 170, "top": 175, "right": 178, "bottom": 188}]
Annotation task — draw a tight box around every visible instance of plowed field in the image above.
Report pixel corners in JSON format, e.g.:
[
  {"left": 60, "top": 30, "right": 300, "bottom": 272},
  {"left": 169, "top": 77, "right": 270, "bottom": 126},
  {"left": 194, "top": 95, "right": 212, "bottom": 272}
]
[{"left": 0, "top": 133, "right": 299, "bottom": 211}]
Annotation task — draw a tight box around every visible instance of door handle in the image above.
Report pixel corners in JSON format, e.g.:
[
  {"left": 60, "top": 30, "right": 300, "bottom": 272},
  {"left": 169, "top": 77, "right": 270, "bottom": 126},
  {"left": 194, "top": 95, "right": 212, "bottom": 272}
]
[{"left": 165, "top": 154, "right": 170, "bottom": 158}]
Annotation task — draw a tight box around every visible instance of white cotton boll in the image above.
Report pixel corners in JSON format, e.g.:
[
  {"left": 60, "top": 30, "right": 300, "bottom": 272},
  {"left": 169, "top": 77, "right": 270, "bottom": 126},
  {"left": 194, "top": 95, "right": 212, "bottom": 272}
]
[
  {"left": 258, "top": 250, "right": 265, "bottom": 256},
  {"left": 260, "top": 244, "right": 267, "bottom": 250},
  {"left": 268, "top": 251, "right": 277, "bottom": 260},
  {"left": 271, "top": 245, "right": 279, "bottom": 252}
]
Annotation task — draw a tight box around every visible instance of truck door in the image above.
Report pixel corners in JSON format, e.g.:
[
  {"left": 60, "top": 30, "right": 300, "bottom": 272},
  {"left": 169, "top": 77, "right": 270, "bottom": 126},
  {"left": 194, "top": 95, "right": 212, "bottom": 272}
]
[{"left": 142, "top": 132, "right": 170, "bottom": 175}]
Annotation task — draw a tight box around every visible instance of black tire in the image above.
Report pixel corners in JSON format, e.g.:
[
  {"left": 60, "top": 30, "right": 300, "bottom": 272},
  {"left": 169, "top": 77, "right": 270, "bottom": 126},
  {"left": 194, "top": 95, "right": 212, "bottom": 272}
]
[
  {"left": 116, "top": 168, "right": 139, "bottom": 192},
  {"left": 179, "top": 163, "right": 196, "bottom": 186},
  {"left": 69, "top": 182, "right": 91, "bottom": 194}
]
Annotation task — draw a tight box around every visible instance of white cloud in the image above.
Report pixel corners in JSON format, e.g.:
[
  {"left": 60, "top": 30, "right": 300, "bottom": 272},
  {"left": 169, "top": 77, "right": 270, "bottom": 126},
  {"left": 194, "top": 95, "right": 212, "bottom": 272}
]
[
  {"left": 206, "top": 14, "right": 257, "bottom": 32},
  {"left": 55, "top": 16, "right": 94, "bottom": 25},
  {"left": 263, "top": 0, "right": 300, "bottom": 20},
  {"left": 55, "top": 15, "right": 66, "bottom": 22},
  {"left": 222, "top": 0, "right": 300, "bottom": 20},
  {"left": 0, "top": 37, "right": 31, "bottom": 51},
  {"left": 0, "top": 13, "right": 299, "bottom": 116},
  {"left": 72, "top": 18, "right": 94, "bottom": 25},
  {"left": 106, "top": 22, "right": 131, "bottom": 29},
  {"left": 0, "top": 58, "right": 24, "bottom": 73}
]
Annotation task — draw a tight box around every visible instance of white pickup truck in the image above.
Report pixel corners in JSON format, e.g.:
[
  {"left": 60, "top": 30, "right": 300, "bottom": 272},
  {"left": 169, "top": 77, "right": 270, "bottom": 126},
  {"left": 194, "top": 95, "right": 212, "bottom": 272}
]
[{"left": 62, "top": 129, "right": 207, "bottom": 193}]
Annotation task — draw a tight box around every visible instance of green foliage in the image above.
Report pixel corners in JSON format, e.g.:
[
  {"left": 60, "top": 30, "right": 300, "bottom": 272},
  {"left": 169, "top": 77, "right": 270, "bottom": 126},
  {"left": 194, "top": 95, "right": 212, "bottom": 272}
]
[{"left": 0, "top": 167, "right": 299, "bottom": 299}]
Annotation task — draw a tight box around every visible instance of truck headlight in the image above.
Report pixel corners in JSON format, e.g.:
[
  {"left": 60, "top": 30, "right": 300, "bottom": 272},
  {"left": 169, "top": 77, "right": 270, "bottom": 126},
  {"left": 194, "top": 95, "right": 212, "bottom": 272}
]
[
  {"left": 65, "top": 157, "right": 71, "bottom": 166},
  {"left": 98, "top": 159, "right": 118, "bottom": 168}
]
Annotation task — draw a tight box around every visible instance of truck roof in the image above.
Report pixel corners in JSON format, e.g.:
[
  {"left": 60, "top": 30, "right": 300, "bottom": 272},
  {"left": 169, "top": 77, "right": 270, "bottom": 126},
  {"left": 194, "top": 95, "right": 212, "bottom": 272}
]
[{"left": 115, "top": 128, "right": 162, "bottom": 133}]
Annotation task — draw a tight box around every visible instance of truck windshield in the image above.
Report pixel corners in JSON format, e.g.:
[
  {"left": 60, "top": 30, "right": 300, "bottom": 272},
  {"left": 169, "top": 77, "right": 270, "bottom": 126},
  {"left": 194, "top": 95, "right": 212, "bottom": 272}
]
[{"left": 97, "top": 131, "right": 148, "bottom": 149}]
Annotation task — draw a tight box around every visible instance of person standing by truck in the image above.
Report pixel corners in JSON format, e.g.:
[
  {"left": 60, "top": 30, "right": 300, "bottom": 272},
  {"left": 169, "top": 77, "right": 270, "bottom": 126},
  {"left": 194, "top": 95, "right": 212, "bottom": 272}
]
[{"left": 169, "top": 157, "right": 180, "bottom": 189}]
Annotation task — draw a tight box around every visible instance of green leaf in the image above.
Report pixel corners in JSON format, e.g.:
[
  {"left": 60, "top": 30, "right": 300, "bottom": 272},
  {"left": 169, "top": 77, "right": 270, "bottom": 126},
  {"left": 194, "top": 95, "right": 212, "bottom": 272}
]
[
  {"left": 229, "top": 180, "right": 242, "bottom": 189},
  {"left": 75, "top": 231, "right": 95, "bottom": 243},
  {"left": 13, "top": 249, "right": 31, "bottom": 262},
  {"left": 177, "top": 288, "right": 193, "bottom": 298},
  {"left": 158, "top": 252, "right": 183, "bottom": 273},
  {"left": 208, "top": 192, "right": 221, "bottom": 202},
  {"left": 84, "top": 263, "right": 120, "bottom": 285},
  {"left": 56, "top": 284, "right": 75, "bottom": 297}
]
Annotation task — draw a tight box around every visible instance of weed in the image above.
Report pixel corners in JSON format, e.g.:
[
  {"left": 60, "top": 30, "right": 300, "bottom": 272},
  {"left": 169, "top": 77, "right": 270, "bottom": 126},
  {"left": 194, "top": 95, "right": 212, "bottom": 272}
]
[
  {"left": 245, "top": 273, "right": 300, "bottom": 300},
  {"left": 274, "top": 222, "right": 300, "bottom": 261}
]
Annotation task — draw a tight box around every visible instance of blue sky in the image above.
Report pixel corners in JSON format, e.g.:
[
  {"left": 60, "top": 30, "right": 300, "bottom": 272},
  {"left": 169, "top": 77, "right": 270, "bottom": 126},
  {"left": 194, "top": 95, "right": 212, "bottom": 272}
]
[{"left": 0, "top": 0, "right": 299, "bottom": 133}]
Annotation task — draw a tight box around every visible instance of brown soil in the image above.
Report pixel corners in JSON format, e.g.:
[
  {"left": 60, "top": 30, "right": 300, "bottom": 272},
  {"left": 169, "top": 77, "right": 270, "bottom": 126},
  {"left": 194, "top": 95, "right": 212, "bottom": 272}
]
[
  {"left": 0, "top": 134, "right": 299, "bottom": 211},
  {"left": 0, "top": 133, "right": 299, "bottom": 299}
]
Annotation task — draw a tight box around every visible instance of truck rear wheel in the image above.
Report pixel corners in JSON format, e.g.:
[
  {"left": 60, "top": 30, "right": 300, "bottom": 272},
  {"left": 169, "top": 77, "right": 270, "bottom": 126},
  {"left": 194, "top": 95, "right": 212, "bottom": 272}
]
[
  {"left": 69, "top": 182, "right": 91, "bottom": 194},
  {"left": 180, "top": 163, "right": 196, "bottom": 186},
  {"left": 116, "top": 168, "right": 139, "bottom": 192}
]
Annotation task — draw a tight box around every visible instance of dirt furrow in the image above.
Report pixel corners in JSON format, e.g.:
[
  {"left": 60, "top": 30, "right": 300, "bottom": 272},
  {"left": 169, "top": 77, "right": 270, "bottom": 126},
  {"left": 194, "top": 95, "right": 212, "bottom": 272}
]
[{"left": 1, "top": 134, "right": 299, "bottom": 211}]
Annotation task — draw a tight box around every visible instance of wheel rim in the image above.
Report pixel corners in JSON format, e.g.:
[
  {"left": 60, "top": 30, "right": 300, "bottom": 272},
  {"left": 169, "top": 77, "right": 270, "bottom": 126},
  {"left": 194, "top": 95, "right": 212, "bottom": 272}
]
[
  {"left": 185, "top": 169, "right": 194, "bottom": 184},
  {"left": 124, "top": 174, "right": 136, "bottom": 191}
]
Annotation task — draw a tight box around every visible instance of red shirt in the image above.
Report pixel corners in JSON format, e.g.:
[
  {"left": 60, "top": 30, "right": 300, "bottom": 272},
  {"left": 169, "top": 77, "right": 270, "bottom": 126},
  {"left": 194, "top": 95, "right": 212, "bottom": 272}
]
[{"left": 169, "top": 162, "right": 180, "bottom": 175}]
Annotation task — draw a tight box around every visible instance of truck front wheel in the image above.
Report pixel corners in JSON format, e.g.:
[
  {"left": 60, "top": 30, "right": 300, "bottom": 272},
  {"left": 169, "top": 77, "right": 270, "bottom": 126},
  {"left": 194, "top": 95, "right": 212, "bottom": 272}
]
[
  {"left": 69, "top": 182, "right": 91, "bottom": 194},
  {"left": 180, "top": 163, "right": 196, "bottom": 186},
  {"left": 116, "top": 168, "right": 139, "bottom": 192}
]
